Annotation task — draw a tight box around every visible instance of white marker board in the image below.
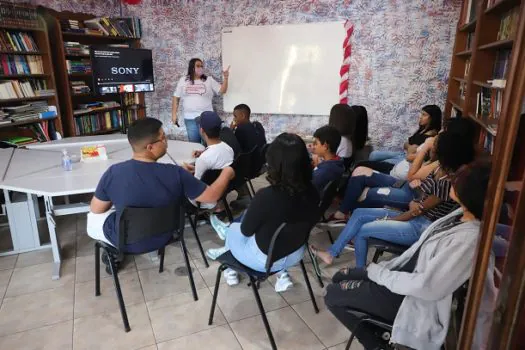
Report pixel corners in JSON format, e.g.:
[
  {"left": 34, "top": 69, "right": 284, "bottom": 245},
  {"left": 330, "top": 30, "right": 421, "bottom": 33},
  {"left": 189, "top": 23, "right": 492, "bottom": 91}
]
[{"left": 222, "top": 21, "right": 345, "bottom": 116}]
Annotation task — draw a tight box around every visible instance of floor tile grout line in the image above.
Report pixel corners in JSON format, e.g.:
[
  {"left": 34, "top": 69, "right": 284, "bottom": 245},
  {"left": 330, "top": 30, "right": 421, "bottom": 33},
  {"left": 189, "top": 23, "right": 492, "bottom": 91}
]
[
  {"left": 0, "top": 266, "right": 15, "bottom": 311},
  {"left": 289, "top": 297, "right": 329, "bottom": 349},
  {"left": 0, "top": 318, "right": 74, "bottom": 340}
]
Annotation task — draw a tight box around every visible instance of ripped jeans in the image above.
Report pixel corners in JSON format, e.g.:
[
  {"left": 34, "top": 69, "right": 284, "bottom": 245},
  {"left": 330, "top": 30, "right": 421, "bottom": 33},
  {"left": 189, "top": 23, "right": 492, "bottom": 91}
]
[{"left": 339, "top": 171, "right": 415, "bottom": 214}]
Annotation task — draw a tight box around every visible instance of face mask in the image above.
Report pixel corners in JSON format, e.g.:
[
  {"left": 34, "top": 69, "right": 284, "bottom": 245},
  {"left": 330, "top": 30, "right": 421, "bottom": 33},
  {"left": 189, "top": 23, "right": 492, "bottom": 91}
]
[{"left": 195, "top": 67, "right": 203, "bottom": 77}]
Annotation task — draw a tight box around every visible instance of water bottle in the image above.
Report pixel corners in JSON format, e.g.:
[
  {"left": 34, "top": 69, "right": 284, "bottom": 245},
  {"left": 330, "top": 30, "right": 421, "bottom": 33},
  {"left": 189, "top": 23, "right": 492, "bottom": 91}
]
[{"left": 62, "top": 149, "right": 72, "bottom": 171}]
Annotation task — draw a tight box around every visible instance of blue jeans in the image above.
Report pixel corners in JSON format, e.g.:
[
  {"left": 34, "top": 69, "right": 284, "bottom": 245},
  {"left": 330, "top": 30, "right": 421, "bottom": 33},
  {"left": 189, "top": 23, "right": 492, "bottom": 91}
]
[
  {"left": 339, "top": 172, "right": 414, "bottom": 213},
  {"left": 329, "top": 208, "right": 431, "bottom": 268},
  {"left": 368, "top": 151, "right": 405, "bottom": 165},
  {"left": 225, "top": 223, "right": 306, "bottom": 273},
  {"left": 184, "top": 118, "right": 201, "bottom": 143}
]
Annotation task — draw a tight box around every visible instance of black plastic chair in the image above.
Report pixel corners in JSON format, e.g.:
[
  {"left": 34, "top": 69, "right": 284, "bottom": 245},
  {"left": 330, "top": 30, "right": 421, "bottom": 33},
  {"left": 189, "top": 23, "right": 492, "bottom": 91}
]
[
  {"left": 208, "top": 222, "right": 319, "bottom": 350},
  {"left": 94, "top": 203, "right": 198, "bottom": 332},
  {"left": 199, "top": 169, "right": 236, "bottom": 222},
  {"left": 245, "top": 143, "right": 268, "bottom": 197},
  {"left": 368, "top": 238, "right": 410, "bottom": 263},
  {"left": 343, "top": 282, "right": 469, "bottom": 350}
]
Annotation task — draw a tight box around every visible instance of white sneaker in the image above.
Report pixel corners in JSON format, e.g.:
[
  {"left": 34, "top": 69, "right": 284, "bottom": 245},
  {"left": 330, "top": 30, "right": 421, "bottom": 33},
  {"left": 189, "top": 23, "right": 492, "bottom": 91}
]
[
  {"left": 206, "top": 246, "right": 228, "bottom": 260},
  {"left": 223, "top": 268, "right": 239, "bottom": 286},
  {"left": 274, "top": 271, "right": 293, "bottom": 292}
]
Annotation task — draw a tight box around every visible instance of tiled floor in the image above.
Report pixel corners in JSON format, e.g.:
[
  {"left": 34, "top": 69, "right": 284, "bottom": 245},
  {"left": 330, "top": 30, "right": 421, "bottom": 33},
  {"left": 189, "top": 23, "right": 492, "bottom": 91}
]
[{"left": 0, "top": 179, "right": 365, "bottom": 350}]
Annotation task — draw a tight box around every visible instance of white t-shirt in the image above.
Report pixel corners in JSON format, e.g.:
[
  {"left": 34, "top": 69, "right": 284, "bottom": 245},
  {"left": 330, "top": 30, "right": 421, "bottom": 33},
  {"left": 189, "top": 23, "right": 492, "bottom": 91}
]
[
  {"left": 336, "top": 136, "right": 353, "bottom": 158},
  {"left": 194, "top": 141, "right": 234, "bottom": 180},
  {"left": 390, "top": 144, "right": 424, "bottom": 180},
  {"left": 173, "top": 76, "right": 221, "bottom": 120}
]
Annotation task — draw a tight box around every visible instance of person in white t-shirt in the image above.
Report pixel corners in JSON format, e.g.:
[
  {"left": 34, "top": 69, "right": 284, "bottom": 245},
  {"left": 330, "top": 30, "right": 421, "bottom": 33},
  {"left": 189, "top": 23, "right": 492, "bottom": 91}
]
[
  {"left": 172, "top": 58, "right": 230, "bottom": 143},
  {"left": 183, "top": 111, "right": 234, "bottom": 209}
]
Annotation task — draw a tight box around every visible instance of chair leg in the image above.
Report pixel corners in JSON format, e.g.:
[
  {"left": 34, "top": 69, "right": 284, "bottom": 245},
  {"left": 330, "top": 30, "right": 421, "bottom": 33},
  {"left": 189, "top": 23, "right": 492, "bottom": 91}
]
[
  {"left": 300, "top": 260, "right": 319, "bottom": 313},
  {"left": 107, "top": 252, "right": 130, "bottom": 332},
  {"left": 209, "top": 264, "right": 227, "bottom": 325},
  {"left": 250, "top": 276, "right": 277, "bottom": 350},
  {"left": 95, "top": 242, "right": 101, "bottom": 296},
  {"left": 372, "top": 249, "right": 382, "bottom": 263},
  {"left": 180, "top": 238, "right": 198, "bottom": 301},
  {"left": 345, "top": 319, "right": 364, "bottom": 350},
  {"left": 187, "top": 213, "right": 209, "bottom": 268},
  {"left": 158, "top": 247, "right": 165, "bottom": 273},
  {"left": 223, "top": 199, "right": 234, "bottom": 223},
  {"left": 307, "top": 246, "right": 324, "bottom": 288},
  {"left": 326, "top": 229, "right": 334, "bottom": 244},
  {"left": 247, "top": 179, "right": 256, "bottom": 198}
]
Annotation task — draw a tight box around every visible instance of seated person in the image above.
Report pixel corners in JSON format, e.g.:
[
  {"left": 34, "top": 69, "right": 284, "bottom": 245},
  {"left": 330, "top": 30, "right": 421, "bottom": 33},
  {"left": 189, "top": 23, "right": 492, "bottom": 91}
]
[
  {"left": 367, "top": 104, "right": 442, "bottom": 166},
  {"left": 328, "top": 136, "right": 438, "bottom": 224},
  {"left": 324, "top": 160, "right": 495, "bottom": 350},
  {"left": 205, "top": 133, "right": 320, "bottom": 291},
  {"left": 86, "top": 118, "right": 235, "bottom": 253},
  {"left": 328, "top": 103, "right": 356, "bottom": 160},
  {"left": 311, "top": 125, "right": 345, "bottom": 193},
  {"left": 365, "top": 116, "right": 476, "bottom": 180},
  {"left": 312, "top": 132, "right": 475, "bottom": 267}
]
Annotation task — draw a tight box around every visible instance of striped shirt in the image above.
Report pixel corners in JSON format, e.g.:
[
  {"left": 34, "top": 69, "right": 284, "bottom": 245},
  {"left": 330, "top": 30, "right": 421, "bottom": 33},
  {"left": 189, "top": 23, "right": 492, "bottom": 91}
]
[{"left": 418, "top": 170, "right": 459, "bottom": 221}]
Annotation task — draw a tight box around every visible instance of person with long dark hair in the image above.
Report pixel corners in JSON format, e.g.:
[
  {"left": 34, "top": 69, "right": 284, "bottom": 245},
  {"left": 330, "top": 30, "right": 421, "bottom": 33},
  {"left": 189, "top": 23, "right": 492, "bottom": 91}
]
[
  {"left": 368, "top": 105, "right": 442, "bottom": 165},
  {"left": 205, "top": 133, "right": 320, "bottom": 289},
  {"left": 172, "top": 58, "right": 230, "bottom": 143}
]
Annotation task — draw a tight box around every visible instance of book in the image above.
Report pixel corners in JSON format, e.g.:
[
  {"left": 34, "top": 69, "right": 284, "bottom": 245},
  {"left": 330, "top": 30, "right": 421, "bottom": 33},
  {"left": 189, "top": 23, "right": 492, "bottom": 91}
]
[
  {"left": 0, "top": 3, "right": 39, "bottom": 29},
  {"left": 493, "top": 49, "right": 511, "bottom": 79},
  {"left": 498, "top": 8, "right": 519, "bottom": 41},
  {"left": 66, "top": 59, "right": 92, "bottom": 74},
  {"left": 464, "top": 58, "right": 471, "bottom": 78},
  {"left": 0, "top": 54, "right": 44, "bottom": 75},
  {"left": 466, "top": 33, "right": 475, "bottom": 50}
]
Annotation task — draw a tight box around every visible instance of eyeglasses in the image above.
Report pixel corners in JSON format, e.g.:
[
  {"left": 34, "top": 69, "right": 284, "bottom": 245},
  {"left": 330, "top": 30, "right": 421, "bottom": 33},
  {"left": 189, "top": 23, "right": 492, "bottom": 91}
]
[{"left": 145, "top": 136, "right": 167, "bottom": 149}]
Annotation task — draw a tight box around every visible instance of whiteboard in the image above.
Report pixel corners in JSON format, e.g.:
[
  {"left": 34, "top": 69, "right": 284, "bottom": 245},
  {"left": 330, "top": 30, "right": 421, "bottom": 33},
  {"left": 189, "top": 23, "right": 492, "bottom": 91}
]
[{"left": 222, "top": 21, "right": 345, "bottom": 115}]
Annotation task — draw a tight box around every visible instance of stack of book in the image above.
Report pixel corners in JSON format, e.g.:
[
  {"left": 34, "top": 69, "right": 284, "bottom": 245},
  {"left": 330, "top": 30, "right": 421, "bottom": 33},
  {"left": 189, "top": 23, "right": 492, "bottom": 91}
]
[
  {"left": 124, "top": 92, "right": 141, "bottom": 106},
  {"left": 0, "top": 3, "right": 39, "bottom": 29},
  {"left": 498, "top": 9, "right": 520, "bottom": 41},
  {"left": 0, "top": 30, "right": 39, "bottom": 52},
  {"left": 64, "top": 42, "right": 90, "bottom": 56},
  {"left": 476, "top": 87, "right": 504, "bottom": 120},
  {"left": 0, "top": 55, "right": 44, "bottom": 75},
  {"left": 482, "top": 131, "right": 495, "bottom": 155},
  {"left": 66, "top": 59, "right": 91, "bottom": 74},
  {"left": 60, "top": 19, "right": 83, "bottom": 34},
  {"left": 71, "top": 81, "right": 90, "bottom": 95},
  {"left": 0, "top": 79, "right": 54, "bottom": 99},
  {"left": 73, "top": 101, "right": 120, "bottom": 115},
  {"left": 84, "top": 17, "right": 142, "bottom": 38},
  {"left": 74, "top": 109, "right": 122, "bottom": 135},
  {"left": 3, "top": 102, "right": 56, "bottom": 123}
]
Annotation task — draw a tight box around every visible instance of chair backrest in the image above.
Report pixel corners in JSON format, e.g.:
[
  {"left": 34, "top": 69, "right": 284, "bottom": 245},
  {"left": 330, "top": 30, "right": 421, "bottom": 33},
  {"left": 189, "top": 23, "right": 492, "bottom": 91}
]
[
  {"left": 117, "top": 202, "right": 184, "bottom": 254},
  {"left": 252, "top": 120, "right": 267, "bottom": 145},
  {"left": 201, "top": 168, "right": 235, "bottom": 195},
  {"left": 264, "top": 220, "right": 316, "bottom": 276},
  {"left": 232, "top": 150, "right": 252, "bottom": 186},
  {"left": 318, "top": 180, "right": 340, "bottom": 219},
  {"left": 220, "top": 126, "right": 242, "bottom": 158}
]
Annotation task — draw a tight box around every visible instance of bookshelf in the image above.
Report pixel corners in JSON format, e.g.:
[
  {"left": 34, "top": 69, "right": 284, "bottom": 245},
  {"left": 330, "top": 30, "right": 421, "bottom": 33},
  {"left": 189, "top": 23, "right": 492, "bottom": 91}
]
[
  {"left": 445, "top": 0, "right": 525, "bottom": 348},
  {"left": 39, "top": 8, "right": 146, "bottom": 137},
  {"left": 0, "top": 2, "right": 63, "bottom": 146}
]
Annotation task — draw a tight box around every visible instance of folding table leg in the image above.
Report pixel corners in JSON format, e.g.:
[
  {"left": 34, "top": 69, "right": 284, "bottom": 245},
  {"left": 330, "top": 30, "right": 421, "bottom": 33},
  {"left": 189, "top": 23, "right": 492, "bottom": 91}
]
[{"left": 44, "top": 196, "right": 62, "bottom": 280}]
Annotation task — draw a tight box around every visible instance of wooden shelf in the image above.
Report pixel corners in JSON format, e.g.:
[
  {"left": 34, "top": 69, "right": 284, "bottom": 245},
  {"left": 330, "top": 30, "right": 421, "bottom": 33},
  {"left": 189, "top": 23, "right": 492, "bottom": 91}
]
[
  {"left": 485, "top": 0, "right": 521, "bottom": 15},
  {"left": 73, "top": 106, "right": 121, "bottom": 117},
  {"left": 71, "top": 93, "right": 93, "bottom": 97},
  {"left": 68, "top": 72, "right": 92, "bottom": 77},
  {"left": 453, "top": 77, "right": 467, "bottom": 83},
  {"left": 78, "top": 127, "right": 120, "bottom": 136},
  {"left": 456, "top": 49, "right": 472, "bottom": 57},
  {"left": 459, "top": 20, "right": 477, "bottom": 32},
  {"left": 479, "top": 39, "right": 514, "bottom": 50},
  {"left": 467, "top": 113, "right": 498, "bottom": 136},
  {"left": 0, "top": 116, "right": 57, "bottom": 129},
  {"left": 0, "top": 51, "right": 43, "bottom": 55},
  {"left": 0, "top": 74, "right": 49, "bottom": 79},
  {"left": 0, "top": 95, "right": 55, "bottom": 104},
  {"left": 0, "top": 23, "right": 44, "bottom": 31},
  {"left": 62, "top": 31, "right": 136, "bottom": 41},
  {"left": 473, "top": 80, "right": 506, "bottom": 89},
  {"left": 449, "top": 99, "right": 463, "bottom": 112}
]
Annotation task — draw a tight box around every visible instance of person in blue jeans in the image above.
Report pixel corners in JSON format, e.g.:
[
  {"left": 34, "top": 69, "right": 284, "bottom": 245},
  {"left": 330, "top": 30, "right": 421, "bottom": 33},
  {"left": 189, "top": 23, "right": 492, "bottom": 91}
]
[
  {"left": 312, "top": 131, "right": 475, "bottom": 268},
  {"left": 368, "top": 104, "right": 442, "bottom": 164},
  {"left": 205, "top": 133, "right": 320, "bottom": 291}
]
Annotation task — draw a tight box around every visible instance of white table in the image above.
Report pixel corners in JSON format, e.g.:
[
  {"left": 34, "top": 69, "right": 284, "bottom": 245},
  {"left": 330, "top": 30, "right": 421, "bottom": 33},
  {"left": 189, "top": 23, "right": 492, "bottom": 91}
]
[{"left": 0, "top": 136, "right": 203, "bottom": 279}]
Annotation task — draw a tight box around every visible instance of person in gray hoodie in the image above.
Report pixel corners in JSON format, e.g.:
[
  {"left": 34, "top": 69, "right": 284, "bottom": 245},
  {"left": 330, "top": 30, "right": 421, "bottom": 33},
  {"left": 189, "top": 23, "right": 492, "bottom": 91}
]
[{"left": 324, "top": 160, "right": 496, "bottom": 350}]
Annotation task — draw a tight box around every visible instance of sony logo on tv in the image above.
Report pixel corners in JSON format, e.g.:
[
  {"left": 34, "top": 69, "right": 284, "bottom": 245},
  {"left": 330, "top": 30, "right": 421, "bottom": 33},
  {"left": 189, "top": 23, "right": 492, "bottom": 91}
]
[{"left": 110, "top": 67, "right": 140, "bottom": 74}]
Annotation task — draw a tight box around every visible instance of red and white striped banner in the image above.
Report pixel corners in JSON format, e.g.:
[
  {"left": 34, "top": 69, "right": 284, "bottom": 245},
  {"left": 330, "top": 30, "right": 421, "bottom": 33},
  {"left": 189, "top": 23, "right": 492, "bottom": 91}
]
[{"left": 339, "top": 20, "right": 354, "bottom": 104}]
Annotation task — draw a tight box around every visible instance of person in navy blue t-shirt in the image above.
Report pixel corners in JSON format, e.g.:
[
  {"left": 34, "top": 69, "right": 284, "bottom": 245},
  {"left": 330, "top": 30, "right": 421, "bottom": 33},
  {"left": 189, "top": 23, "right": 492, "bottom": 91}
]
[
  {"left": 87, "top": 118, "right": 235, "bottom": 253},
  {"left": 311, "top": 125, "right": 345, "bottom": 193}
]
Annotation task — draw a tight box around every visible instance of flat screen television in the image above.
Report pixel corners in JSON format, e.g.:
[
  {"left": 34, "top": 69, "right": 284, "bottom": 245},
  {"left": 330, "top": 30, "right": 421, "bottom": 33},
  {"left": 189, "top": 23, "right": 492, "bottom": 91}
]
[{"left": 90, "top": 47, "right": 155, "bottom": 95}]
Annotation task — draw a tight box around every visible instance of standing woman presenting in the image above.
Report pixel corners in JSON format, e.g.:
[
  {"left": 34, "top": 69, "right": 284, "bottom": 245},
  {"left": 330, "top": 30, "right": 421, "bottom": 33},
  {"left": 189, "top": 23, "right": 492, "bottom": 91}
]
[{"left": 172, "top": 58, "right": 230, "bottom": 143}]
